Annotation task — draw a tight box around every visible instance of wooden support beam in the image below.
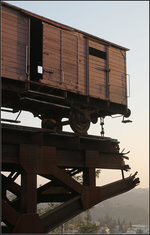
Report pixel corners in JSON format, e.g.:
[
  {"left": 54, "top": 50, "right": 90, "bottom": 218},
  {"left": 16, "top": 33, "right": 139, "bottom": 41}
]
[
  {"left": 2, "top": 174, "right": 21, "bottom": 197},
  {"left": 81, "top": 172, "right": 140, "bottom": 209},
  {"left": 83, "top": 168, "right": 95, "bottom": 187},
  {"left": 2, "top": 200, "right": 20, "bottom": 226},
  {"left": 1, "top": 124, "right": 139, "bottom": 233},
  {"left": 3, "top": 143, "right": 128, "bottom": 170},
  {"left": 41, "top": 196, "right": 82, "bottom": 233},
  {"left": 20, "top": 171, "right": 37, "bottom": 214}
]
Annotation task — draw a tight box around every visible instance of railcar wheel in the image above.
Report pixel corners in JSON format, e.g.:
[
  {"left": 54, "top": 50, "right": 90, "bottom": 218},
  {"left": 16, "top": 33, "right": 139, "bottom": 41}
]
[
  {"left": 69, "top": 110, "right": 90, "bottom": 135},
  {"left": 41, "top": 118, "right": 62, "bottom": 131}
]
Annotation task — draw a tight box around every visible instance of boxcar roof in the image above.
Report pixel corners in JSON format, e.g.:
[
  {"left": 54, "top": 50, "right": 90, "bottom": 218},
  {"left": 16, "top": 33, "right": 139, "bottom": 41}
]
[{"left": 2, "top": 2, "right": 129, "bottom": 51}]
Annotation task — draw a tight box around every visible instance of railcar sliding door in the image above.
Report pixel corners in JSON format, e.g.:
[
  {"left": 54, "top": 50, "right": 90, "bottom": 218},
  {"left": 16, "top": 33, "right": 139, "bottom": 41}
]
[
  {"left": 1, "top": 5, "right": 29, "bottom": 81},
  {"left": 42, "top": 23, "right": 61, "bottom": 87},
  {"left": 61, "top": 31, "right": 78, "bottom": 92},
  {"left": 42, "top": 22, "right": 79, "bottom": 93},
  {"left": 88, "top": 40, "right": 108, "bottom": 100}
]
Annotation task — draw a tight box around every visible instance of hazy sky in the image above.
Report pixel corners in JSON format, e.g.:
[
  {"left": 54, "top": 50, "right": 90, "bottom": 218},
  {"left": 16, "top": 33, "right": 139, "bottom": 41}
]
[{"left": 3, "top": 1, "right": 149, "bottom": 188}]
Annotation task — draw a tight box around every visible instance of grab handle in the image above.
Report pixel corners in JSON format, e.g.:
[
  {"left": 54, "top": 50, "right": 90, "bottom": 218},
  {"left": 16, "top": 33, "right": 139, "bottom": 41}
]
[
  {"left": 26, "top": 45, "right": 28, "bottom": 75},
  {"left": 126, "top": 73, "right": 130, "bottom": 98}
]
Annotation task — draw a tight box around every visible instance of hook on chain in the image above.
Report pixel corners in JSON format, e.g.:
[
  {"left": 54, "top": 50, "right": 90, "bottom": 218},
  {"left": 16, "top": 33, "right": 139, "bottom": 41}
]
[{"left": 100, "top": 117, "right": 105, "bottom": 137}]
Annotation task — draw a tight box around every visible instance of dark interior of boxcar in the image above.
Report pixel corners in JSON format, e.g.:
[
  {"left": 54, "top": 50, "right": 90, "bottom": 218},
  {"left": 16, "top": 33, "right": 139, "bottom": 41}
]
[{"left": 30, "top": 18, "right": 43, "bottom": 81}]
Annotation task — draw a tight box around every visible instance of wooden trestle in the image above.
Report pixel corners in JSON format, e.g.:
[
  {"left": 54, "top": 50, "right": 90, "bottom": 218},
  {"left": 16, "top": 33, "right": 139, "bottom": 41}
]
[{"left": 1, "top": 124, "right": 140, "bottom": 233}]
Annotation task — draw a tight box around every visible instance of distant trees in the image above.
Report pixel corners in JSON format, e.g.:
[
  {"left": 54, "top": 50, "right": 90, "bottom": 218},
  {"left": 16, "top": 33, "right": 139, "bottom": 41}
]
[
  {"left": 98, "top": 214, "right": 134, "bottom": 234},
  {"left": 77, "top": 210, "right": 98, "bottom": 233},
  {"left": 99, "top": 214, "right": 117, "bottom": 233},
  {"left": 37, "top": 202, "right": 143, "bottom": 234}
]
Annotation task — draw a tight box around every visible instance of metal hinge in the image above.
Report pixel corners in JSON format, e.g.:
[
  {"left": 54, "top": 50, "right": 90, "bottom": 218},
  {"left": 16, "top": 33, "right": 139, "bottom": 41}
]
[
  {"left": 126, "top": 73, "right": 130, "bottom": 97},
  {"left": 96, "top": 67, "right": 110, "bottom": 72}
]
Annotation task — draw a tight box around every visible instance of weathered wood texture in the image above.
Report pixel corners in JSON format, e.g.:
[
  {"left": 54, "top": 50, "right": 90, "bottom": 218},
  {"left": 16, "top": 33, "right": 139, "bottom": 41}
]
[
  {"left": 109, "top": 47, "right": 127, "bottom": 105},
  {"left": 43, "top": 23, "right": 86, "bottom": 95},
  {"left": 2, "top": 3, "right": 127, "bottom": 106},
  {"left": 1, "top": 5, "right": 29, "bottom": 81},
  {"left": 43, "top": 23, "right": 61, "bottom": 86},
  {"left": 89, "top": 40, "right": 106, "bottom": 100},
  {"left": 43, "top": 22, "right": 127, "bottom": 104}
]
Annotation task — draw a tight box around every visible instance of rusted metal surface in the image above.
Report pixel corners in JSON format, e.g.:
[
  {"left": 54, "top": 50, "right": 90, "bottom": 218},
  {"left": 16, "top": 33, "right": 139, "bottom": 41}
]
[{"left": 1, "top": 124, "right": 140, "bottom": 233}]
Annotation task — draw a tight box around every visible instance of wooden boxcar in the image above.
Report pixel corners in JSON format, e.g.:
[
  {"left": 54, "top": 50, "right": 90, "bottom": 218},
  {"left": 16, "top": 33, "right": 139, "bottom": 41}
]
[{"left": 1, "top": 2, "right": 131, "bottom": 134}]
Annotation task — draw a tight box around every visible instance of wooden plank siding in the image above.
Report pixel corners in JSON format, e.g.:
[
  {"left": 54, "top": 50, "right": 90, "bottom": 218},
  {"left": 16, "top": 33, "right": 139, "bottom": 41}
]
[
  {"left": 42, "top": 24, "right": 127, "bottom": 104},
  {"left": 88, "top": 40, "right": 106, "bottom": 100},
  {"left": 2, "top": 2, "right": 128, "bottom": 109},
  {"left": 109, "top": 47, "right": 127, "bottom": 105},
  {"left": 77, "top": 35, "right": 87, "bottom": 95},
  {"left": 89, "top": 40, "right": 105, "bottom": 52},
  {"left": 1, "top": 5, "right": 29, "bottom": 81},
  {"left": 42, "top": 23, "right": 87, "bottom": 95},
  {"left": 61, "top": 31, "right": 78, "bottom": 92},
  {"left": 43, "top": 23, "right": 61, "bottom": 87}
]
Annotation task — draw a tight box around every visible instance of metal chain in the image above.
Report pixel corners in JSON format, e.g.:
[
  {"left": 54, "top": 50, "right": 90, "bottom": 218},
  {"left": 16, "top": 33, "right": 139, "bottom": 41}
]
[{"left": 100, "top": 117, "right": 105, "bottom": 137}]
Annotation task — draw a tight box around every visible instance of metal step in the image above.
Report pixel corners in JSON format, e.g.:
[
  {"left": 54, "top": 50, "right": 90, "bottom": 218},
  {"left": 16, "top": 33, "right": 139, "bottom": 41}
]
[
  {"left": 22, "top": 89, "right": 65, "bottom": 101},
  {"left": 20, "top": 97, "right": 70, "bottom": 110}
]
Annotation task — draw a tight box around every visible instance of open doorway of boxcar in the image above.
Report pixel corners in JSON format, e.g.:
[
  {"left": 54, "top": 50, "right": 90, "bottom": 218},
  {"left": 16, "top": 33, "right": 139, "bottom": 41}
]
[{"left": 30, "top": 18, "right": 43, "bottom": 81}]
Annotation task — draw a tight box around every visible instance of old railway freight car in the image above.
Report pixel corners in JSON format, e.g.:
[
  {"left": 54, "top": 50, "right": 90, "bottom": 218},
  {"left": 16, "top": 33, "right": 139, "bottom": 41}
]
[{"left": 1, "top": 2, "right": 131, "bottom": 134}]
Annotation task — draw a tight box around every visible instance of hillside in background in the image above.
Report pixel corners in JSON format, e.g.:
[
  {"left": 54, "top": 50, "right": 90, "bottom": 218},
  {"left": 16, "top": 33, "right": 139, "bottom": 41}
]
[
  {"left": 90, "top": 188, "right": 149, "bottom": 225},
  {"left": 35, "top": 188, "right": 149, "bottom": 227}
]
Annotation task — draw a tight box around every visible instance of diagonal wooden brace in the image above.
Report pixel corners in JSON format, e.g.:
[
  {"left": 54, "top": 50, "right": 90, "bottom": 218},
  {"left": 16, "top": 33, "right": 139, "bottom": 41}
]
[{"left": 81, "top": 172, "right": 140, "bottom": 209}]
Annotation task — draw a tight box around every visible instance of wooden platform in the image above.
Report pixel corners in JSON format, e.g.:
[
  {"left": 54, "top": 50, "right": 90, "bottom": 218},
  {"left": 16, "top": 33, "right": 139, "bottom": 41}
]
[{"left": 1, "top": 124, "right": 140, "bottom": 233}]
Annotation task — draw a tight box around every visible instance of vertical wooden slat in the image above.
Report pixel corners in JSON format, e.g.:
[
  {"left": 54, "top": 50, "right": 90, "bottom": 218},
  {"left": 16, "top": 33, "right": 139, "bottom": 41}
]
[
  {"left": 62, "top": 31, "right": 77, "bottom": 92},
  {"left": 85, "top": 38, "right": 89, "bottom": 96},
  {"left": 1, "top": 5, "right": 29, "bottom": 81},
  {"left": 109, "top": 47, "right": 126, "bottom": 104},
  {"left": 60, "top": 30, "right": 62, "bottom": 85},
  {"left": 25, "top": 17, "right": 31, "bottom": 90},
  {"left": 42, "top": 22, "right": 60, "bottom": 86},
  {"left": 78, "top": 35, "right": 86, "bottom": 95},
  {"left": 76, "top": 36, "right": 79, "bottom": 88},
  {"left": 124, "top": 52, "right": 127, "bottom": 105},
  {"left": 105, "top": 45, "right": 110, "bottom": 99},
  {"left": 27, "top": 18, "right": 30, "bottom": 82},
  {"left": 88, "top": 40, "right": 106, "bottom": 99}
]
